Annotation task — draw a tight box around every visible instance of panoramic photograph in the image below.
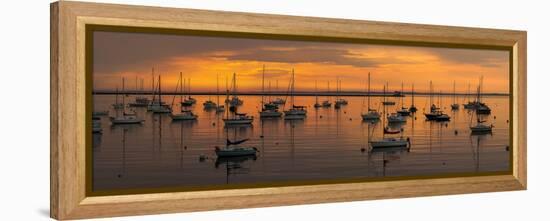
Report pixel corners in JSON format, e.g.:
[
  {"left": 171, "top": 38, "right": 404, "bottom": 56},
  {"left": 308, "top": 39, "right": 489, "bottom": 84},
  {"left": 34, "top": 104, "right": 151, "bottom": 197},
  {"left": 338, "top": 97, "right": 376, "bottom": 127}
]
[{"left": 91, "top": 31, "right": 511, "bottom": 193}]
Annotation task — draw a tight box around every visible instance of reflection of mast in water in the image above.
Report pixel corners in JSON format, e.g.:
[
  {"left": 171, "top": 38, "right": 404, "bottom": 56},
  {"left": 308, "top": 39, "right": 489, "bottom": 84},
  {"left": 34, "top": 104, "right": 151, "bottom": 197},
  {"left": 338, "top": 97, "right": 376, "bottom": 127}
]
[
  {"left": 336, "top": 107, "right": 340, "bottom": 137},
  {"left": 215, "top": 155, "right": 255, "bottom": 184},
  {"left": 179, "top": 121, "right": 185, "bottom": 168},
  {"left": 290, "top": 121, "right": 296, "bottom": 167},
  {"left": 118, "top": 128, "right": 128, "bottom": 178},
  {"left": 469, "top": 135, "right": 481, "bottom": 172}
]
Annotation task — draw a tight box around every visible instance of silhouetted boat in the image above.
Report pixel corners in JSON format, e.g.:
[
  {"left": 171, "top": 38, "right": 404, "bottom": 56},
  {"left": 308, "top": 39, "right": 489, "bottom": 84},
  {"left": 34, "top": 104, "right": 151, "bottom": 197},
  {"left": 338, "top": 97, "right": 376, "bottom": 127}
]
[
  {"left": 381, "top": 82, "right": 395, "bottom": 105},
  {"left": 171, "top": 72, "right": 197, "bottom": 121},
  {"left": 361, "top": 73, "right": 381, "bottom": 121},
  {"left": 111, "top": 78, "right": 144, "bottom": 124},
  {"left": 259, "top": 65, "right": 282, "bottom": 118},
  {"left": 215, "top": 139, "right": 258, "bottom": 157},
  {"left": 449, "top": 81, "right": 459, "bottom": 110},
  {"left": 284, "top": 69, "right": 307, "bottom": 120},
  {"left": 409, "top": 83, "right": 417, "bottom": 113},
  {"left": 396, "top": 82, "right": 411, "bottom": 116}
]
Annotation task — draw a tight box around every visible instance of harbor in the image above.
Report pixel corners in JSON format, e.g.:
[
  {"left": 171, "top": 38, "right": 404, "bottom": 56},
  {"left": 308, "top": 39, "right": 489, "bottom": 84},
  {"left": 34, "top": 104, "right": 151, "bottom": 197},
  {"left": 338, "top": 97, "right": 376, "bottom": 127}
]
[{"left": 92, "top": 90, "right": 510, "bottom": 191}]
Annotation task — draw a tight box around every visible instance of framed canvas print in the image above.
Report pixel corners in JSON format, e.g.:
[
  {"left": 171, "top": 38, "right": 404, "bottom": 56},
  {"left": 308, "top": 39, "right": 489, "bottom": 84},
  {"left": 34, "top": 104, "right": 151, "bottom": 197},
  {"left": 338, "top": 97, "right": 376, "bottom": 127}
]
[{"left": 50, "top": 1, "right": 527, "bottom": 220}]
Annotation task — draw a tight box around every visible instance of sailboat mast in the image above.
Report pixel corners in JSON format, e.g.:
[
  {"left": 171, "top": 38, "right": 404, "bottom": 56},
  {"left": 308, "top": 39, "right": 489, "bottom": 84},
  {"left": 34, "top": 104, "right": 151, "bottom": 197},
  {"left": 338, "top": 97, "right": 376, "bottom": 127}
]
[
  {"left": 430, "top": 81, "right": 434, "bottom": 105},
  {"left": 151, "top": 68, "right": 155, "bottom": 97},
  {"left": 453, "top": 81, "right": 456, "bottom": 104},
  {"left": 315, "top": 80, "right": 318, "bottom": 104},
  {"left": 216, "top": 74, "right": 220, "bottom": 107},
  {"left": 261, "top": 65, "right": 265, "bottom": 107},
  {"left": 188, "top": 78, "right": 191, "bottom": 99},
  {"left": 291, "top": 69, "right": 295, "bottom": 106},
  {"left": 179, "top": 72, "right": 183, "bottom": 104},
  {"left": 367, "top": 72, "right": 371, "bottom": 111},
  {"left": 401, "top": 82, "right": 405, "bottom": 107},
  {"left": 327, "top": 81, "right": 330, "bottom": 101},
  {"left": 158, "top": 75, "right": 162, "bottom": 103},
  {"left": 122, "top": 78, "right": 125, "bottom": 109},
  {"left": 411, "top": 83, "right": 415, "bottom": 106}
]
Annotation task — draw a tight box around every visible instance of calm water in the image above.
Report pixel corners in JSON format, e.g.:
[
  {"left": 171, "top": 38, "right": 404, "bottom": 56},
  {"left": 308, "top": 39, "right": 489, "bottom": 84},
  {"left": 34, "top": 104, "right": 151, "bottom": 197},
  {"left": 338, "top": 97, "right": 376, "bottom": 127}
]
[{"left": 92, "top": 94, "right": 510, "bottom": 192}]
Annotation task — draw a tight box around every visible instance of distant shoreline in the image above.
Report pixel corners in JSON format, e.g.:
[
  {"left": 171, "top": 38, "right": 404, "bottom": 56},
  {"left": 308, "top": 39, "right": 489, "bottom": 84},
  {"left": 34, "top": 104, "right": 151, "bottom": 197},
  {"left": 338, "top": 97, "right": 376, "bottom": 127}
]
[{"left": 92, "top": 91, "right": 510, "bottom": 97}]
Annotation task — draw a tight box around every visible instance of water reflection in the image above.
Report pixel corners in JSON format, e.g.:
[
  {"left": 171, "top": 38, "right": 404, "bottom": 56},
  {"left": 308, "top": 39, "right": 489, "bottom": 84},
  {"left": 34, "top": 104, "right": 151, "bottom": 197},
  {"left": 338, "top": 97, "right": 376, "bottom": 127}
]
[{"left": 92, "top": 94, "right": 510, "bottom": 191}]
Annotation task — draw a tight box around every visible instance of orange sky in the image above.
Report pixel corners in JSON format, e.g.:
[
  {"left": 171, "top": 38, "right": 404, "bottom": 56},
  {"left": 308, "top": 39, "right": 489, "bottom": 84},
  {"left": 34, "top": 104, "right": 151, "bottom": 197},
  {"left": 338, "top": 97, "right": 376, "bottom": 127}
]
[{"left": 93, "top": 31, "right": 509, "bottom": 94}]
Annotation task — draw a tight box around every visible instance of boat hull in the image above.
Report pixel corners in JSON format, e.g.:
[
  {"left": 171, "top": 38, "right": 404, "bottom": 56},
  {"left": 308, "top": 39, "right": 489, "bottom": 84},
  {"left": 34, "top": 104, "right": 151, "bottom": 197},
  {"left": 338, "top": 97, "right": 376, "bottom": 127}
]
[
  {"left": 215, "top": 147, "right": 257, "bottom": 157},
  {"left": 370, "top": 139, "right": 409, "bottom": 148}
]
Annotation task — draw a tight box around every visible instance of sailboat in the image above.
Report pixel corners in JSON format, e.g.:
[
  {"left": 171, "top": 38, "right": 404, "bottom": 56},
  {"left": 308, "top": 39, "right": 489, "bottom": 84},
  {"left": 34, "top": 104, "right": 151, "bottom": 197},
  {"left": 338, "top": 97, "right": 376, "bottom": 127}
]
[
  {"left": 396, "top": 82, "right": 411, "bottom": 116},
  {"left": 259, "top": 65, "right": 282, "bottom": 118},
  {"left": 215, "top": 74, "right": 225, "bottom": 113},
  {"left": 223, "top": 73, "right": 253, "bottom": 125},
  {"left": 314, "top": 80, "right": 322, "bottom": 108},
  {"left": 146, "top": 68, "right": 167, "bottom": 111},
  {"left": 424, "top": 81, "right": 450, "bottom": 121},
  {"left": 181, "top": 78, "right": 197, "bottom": 106},
  {"left": 150, "top": 75, "right": 172, "bottom": 113},
  {"left": 451, "top": 81, "right": 459, "bottom": 110},
  {"left": 334, "top": 78, "right": 348, "bottom": 108},
  {"left": 463, "top": 82, "right": 479, "bottom": 109},
  {"left": 470, "top": 111, "right": 493, "bottom": 134},
  {"left": 408, "top": 83, "right": 417, "bottom": 113},
  {"left": 361, "top": 72, "right": 381, "bottom": 121},
  {"left": 381, "top": 82, "right": 396, "bottom": 105},
  {"left": 370, "top": 102, "right": 410, "bottom": 149},
  {"left": 225, "top": 73, "right": 244, "bottom": 108},
  {"left": 321, "top": 81, "right": 332, "bottom": 107},
  {"left": 215, "top": 137, "right": 258, "bottom": 157},
  {"left": 284, "top": 69, "right": 307, "bottom": 120},
  {"left": 110, "top": 78, "right": 144, "bottom": 124},
  {"left": 129, "top": 77, "right": 151, "bottom": 107},
  {"left": 475, "top": 76, "right": 491, "bottom": 115},
  {"left": 111, "top": 86, "right": 124, "bottom": 109},
  {"left": 171, "top": 72, "right": 197, "bottom": 121},
  {"left": 203, "top": 95, "right": 217, "bottom": 109},
  {"left": 271, "top": 80, "right": 286, "bottom": 105}
]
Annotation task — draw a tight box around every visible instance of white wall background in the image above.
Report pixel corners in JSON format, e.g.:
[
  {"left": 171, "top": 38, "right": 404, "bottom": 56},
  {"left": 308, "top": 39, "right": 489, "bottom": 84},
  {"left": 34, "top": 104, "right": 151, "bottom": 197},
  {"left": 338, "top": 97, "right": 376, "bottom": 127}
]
[{"left": 0, "top": 0, "right": 547, "bottom": 220}]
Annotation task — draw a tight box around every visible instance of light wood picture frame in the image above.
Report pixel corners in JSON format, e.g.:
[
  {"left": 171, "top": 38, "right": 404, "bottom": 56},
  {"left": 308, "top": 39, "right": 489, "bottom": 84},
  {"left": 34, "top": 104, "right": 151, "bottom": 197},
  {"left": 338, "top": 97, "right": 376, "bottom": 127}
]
[{"left": 50, "top": 1, "right": 527, "bottom": 220}]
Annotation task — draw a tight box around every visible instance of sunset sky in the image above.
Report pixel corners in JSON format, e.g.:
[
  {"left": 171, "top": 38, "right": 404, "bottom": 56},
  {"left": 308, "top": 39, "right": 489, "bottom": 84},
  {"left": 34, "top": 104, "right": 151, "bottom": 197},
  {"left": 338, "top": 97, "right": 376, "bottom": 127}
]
[{"left": 93, "top": 31, "right": 510, "bottom": 94}]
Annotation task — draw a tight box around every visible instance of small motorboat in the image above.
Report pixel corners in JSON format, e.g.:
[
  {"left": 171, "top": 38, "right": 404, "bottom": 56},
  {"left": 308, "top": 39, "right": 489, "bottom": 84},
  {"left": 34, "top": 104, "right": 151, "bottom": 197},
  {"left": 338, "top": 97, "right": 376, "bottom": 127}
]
[
  {"left": 203, "top": 100, "right": 217, "bottom": 109},
  {"left": 321, "top": 100, "right": 332, "bottom": 107},
  {"left": 397, "top": 107, "right": 411, "bottom": 116},
  {"left": 284, "top": 105, "right": 307, "bottom": 116},
  {"left": 476, "top": 104, "right": 491, "bottom": 115},
  {"left": 260, "top": 109, "right": 282, "bottom": 118},
  {"left": 170, "top": 110, "right": 198, "bottom": 121},
  {"left": 470, "top": 123, "right": 493, "bottom": 134},
  {"left": 451, "top": 103, "right": 460, "bottom": 110},
  {"left": 271, "top": 98, "right": 285, "bottom": 105},
  {"left": 361, "top": 109, "right": 381, "bottom": 121},
  {"left": 150, "top": 104, "right": 171, "bottom": 113},
  {"left": 370, "top": 137, "right": 410, "bottom": 149},
  {"left": 110, "top": 113, "right": 144, "bottom": 124},
  {"left": 387, "top": 113, "right": 407, "bottom": 123},
  {"left": 223, "top": 113, "right": 254, "bottom": 125},
  {"left": 409, "top": 105, "right": 418, "bottom": 113}
]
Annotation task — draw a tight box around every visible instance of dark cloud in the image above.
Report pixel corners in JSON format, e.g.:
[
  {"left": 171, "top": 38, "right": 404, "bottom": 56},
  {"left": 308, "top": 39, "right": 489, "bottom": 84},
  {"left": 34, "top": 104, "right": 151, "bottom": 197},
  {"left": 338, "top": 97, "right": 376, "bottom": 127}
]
[
  {"left": 94, "top": 31, "right": 508, "bottom": 76},
  {"left": 423, "top": 47, "right": 508, "bottom": 67},
  {"left": 225, "top": 47, "right": 385, "bottom": 68},
  {"left": 94, "top": 32, "right": 309, "bottom": 75}
]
